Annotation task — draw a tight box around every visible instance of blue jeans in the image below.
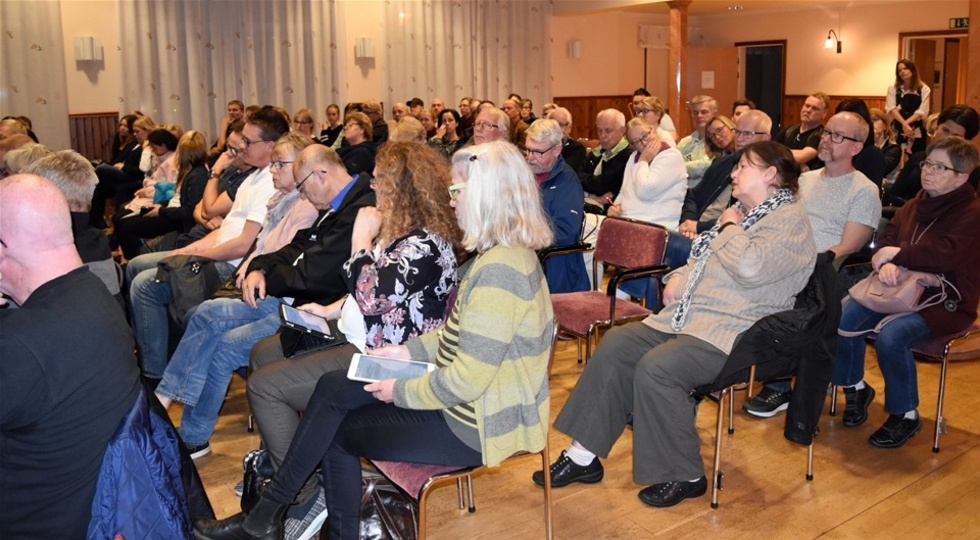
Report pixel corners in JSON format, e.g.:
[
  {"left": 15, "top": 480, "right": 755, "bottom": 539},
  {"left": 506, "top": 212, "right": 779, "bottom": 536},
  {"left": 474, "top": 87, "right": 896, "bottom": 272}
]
[
  {"left": 832, "top": 300, "right": 933, "bottom": 414},
  {"left": 156, "top": 296, "right": 284, "bottom": 446},
  {"left": 127, "top": 253, "right": 234, "bottom": 379},
  {"left": 665, "top": 231, "right": 692, "bottom": 270}
]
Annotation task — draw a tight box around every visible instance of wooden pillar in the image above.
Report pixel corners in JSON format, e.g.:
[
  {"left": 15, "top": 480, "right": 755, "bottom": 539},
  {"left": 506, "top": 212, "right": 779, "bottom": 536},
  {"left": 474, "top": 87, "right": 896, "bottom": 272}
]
[
  {"left": 967, "top": 1, "right": 980, "bottom": 112},
  {"left": 667, "top": 1, "right": 691, "bottom": 136}
]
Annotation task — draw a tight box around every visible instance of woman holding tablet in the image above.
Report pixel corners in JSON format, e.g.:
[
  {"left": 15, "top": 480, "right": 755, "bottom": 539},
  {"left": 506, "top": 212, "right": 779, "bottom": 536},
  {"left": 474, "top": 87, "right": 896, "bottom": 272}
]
[
  {"left": 196, "top": 141, "right": 556, "bottom": 540},
  {"left": 239, "top": 141, "right": 463, "bottom": 528}
]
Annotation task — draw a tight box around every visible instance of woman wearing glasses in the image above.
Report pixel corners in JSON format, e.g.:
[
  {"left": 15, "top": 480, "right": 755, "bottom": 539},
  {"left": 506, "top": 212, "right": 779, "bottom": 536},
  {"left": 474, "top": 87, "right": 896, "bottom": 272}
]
[
  {"left": 833, "top": 136, "right": 980, "bottom": 449},
  {"left": 336, "top": 111, "right": 376, "bottom": 176},
  {"left": 705, "top": 115, "right": 736, "bottom": 158},
  {"left": 196, "top": 141, "right": 554, "bottom": 540},
  {"left": 292, "top": 108, "right": 317, "bottom": 139},
  {"left": 633, "top": 95, "right": 677, "bottom": 148},
  {"left": 607, "top": 117, "right": 687, "bottom": 308}
]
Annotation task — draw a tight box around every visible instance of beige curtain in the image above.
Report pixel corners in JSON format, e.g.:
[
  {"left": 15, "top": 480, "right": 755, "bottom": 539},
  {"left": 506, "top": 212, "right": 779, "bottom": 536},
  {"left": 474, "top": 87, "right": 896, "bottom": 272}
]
[
  {"left": 0, "top": 0, "right": 71, "bottom": 150},
  {"left": 383, "top": 0, "right": 551, "bottom": 115},
  {"left": 118, "top": 0, "right": 346, "bottom": 142}
]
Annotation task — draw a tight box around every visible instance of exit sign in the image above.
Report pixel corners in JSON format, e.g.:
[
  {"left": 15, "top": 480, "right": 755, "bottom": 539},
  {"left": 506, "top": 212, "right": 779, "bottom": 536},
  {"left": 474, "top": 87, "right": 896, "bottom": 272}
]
[{"left": 950, "top": 17, "right": 969, "bottom": 29}]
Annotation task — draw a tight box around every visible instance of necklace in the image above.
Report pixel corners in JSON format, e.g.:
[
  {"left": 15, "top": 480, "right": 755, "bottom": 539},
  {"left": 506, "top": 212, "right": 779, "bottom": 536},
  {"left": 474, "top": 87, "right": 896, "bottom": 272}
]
[{"left": 911, "top": 218, "right": 938, "bottom": 245}]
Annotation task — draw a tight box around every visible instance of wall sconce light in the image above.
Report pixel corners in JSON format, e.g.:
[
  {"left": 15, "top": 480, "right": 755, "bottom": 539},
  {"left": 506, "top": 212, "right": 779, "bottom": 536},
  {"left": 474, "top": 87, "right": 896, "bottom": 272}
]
[
  {"left": 355, "top": 37, "right": 374, "bottom": 59},
  {"left": 74, "top": 36, "right": 103, "bottom": 62},
  {"left": 824, "top": 29, "right": 842, "bottom": 54},
  {"left": 567, "top": 40, "right": 582, "bottom": 59}
]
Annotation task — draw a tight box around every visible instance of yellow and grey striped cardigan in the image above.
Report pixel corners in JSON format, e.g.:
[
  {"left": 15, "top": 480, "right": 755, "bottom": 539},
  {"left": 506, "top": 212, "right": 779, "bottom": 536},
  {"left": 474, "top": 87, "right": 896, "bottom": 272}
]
[{"left": 396, "top": 245, "right": 554, "bottom": 467}]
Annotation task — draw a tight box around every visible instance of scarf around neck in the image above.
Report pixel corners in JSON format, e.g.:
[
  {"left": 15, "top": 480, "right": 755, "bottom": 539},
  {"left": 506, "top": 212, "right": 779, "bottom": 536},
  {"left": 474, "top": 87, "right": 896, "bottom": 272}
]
[{"left": 670, "top": 187, "right": 796, "bottom": 331}]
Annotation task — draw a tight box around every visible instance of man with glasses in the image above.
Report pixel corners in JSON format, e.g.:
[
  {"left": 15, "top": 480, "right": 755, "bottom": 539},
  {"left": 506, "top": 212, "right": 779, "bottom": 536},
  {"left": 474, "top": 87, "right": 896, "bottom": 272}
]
[
  {"left": 775, "top": 92, "right": 830, "bottom": 171},
  {"left": 471, "top": 107, "right": 510, "bottom": 145},
  {"left": 525, "top": 119, "right": 589, "bottom": 293},
  {"left": 126, "top": 106, "right": 286, "bottom": 388},
  {"left": 671, "top": 110, "right": 773, "bottom": 268},
  {"left": 744, "top": 111, "right": 881, "bottom": 418},
  {"left": 546, "top": 107, "right": 586, "bottom": 173},
  {"left": 677, "top": 95, "right": 718, "bottom": 189},
  {"left": 189, "top": 122, "right": 256, "bottom": 242},
  {"left": 884, "top": 104, "right": 980, "bottom": 207},
  {"left": 162, "top": 143, "right": 376, "bottom": 459}
]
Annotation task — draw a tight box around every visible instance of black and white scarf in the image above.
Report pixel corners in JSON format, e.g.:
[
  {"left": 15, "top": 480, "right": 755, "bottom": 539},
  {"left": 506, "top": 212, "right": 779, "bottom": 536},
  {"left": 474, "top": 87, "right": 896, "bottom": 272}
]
[{"left": 670, "top": 188, "right": 796, "bottom": 331}]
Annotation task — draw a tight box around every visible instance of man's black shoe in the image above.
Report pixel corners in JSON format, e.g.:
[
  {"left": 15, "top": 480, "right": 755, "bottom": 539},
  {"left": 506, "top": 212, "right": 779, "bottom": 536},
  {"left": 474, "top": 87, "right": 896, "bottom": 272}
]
[
  {"left": 869, "top": 414, "right": 923, "bottom": 448},
  {"left": 842, "top": 384, "right": 876, "bottom": 427},
  {"left": 531, "top": 450, "right": 603, "bottom": 488},
  {"left": 638, "top": 476, "right": 708, "bottom": 507}
]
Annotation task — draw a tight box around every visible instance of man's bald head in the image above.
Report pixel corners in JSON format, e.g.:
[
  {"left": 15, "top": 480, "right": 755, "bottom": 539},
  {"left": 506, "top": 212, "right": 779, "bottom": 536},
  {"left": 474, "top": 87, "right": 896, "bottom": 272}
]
[{"left": 0, "top": 174, "right": 80, "bottom": 305}]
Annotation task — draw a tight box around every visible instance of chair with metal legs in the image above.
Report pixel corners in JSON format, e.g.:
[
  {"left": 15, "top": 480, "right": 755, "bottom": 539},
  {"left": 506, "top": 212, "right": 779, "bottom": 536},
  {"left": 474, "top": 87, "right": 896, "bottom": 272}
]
[
  {"left": 368, "top": 324, "right": 559, "bottom": 539},
  {"left": 828, "top": 321, "right": 980, "bottom": 453}
]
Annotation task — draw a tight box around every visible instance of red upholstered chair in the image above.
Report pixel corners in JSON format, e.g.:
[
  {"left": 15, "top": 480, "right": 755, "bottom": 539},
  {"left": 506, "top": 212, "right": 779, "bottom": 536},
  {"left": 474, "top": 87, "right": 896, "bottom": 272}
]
[
  {"left": 829, "top": 322, "right": 980, "bottom": 453},
  {"left": 549, "top": 216, "right": 669, "bottom": 363},
  {"left": 368, "top": 325, "right": 559, "bottom": 539}
]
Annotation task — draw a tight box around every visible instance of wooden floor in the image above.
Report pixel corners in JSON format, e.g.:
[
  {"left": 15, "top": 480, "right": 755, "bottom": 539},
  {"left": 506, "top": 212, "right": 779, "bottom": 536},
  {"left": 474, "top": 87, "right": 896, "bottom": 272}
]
[{"left": 178, "top": 339, "right": 980, "bottom": 539}]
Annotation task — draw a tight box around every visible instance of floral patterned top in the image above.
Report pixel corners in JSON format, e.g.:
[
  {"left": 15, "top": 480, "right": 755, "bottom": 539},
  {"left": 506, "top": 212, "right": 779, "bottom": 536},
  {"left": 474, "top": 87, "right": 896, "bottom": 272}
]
[{"left": 343, "top": 228, "right": 458, "bottom": 349}]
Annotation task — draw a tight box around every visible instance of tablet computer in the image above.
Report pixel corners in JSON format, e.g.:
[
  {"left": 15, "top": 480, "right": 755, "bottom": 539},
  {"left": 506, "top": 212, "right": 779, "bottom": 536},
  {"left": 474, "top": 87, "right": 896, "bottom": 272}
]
[
  {"left": 347, "top": 353, "right": 435, "bottom": 383},
  {"left": 279, "top": 303, "right": 335, "bottom": 340}
]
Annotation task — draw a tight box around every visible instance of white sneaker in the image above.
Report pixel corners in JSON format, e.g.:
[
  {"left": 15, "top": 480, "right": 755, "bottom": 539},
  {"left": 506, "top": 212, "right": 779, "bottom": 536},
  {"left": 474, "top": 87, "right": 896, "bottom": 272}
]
[{"left": 284, "top": 489, "right": 327, "bottom": 540}]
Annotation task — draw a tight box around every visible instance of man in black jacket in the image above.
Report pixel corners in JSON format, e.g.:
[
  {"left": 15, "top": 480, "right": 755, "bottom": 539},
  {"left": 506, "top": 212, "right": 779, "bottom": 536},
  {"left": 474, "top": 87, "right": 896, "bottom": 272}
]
[{"left": 161, "top": 144, "right": 375, "bottom": 458}]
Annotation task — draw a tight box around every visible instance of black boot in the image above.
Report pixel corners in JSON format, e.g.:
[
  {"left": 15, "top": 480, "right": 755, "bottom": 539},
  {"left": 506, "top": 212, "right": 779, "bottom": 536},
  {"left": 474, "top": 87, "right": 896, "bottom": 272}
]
[
  {"left": 193, "top": 496, "right": 287, "bottom": 540},
  {"left": 241, "top": 495, "right": 288, "bottom": 539}
]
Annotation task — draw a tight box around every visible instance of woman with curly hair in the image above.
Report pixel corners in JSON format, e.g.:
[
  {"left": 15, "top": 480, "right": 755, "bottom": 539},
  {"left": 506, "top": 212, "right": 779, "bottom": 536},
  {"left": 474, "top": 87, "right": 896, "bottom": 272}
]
[{"left": 215, "top": 142, "right": 464, "bottom": 534}]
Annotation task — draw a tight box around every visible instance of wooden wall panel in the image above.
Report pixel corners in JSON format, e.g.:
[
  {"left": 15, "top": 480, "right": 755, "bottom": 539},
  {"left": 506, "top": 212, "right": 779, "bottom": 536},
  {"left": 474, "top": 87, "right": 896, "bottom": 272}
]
[
  {"left": 781, "top": 95, "right": 887, "bottom": 132},
  {"left": 552, "top": 95, "right": 631, "bottom": 140},
  {"left": 69, "top": 112, "right": 118, "bottom": 162}
]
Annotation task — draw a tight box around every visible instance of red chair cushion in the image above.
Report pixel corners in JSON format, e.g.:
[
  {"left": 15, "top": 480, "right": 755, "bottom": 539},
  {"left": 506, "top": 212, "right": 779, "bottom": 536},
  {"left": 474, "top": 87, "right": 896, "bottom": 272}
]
[
  {"left": 552, "top": 291, "right": 651, "bottom": 336},
  {"left": 371, "top": 460, "right": 470, "bottom": 499}
]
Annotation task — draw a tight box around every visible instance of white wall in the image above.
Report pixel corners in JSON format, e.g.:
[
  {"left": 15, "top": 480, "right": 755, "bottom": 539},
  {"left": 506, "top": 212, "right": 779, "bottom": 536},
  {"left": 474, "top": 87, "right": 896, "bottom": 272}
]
[
  {"left": 60, "top": 0, "right": 121, "bottom": 113},
  {"left": 550, "top": 1, "right": 969, "bottom": 100}
]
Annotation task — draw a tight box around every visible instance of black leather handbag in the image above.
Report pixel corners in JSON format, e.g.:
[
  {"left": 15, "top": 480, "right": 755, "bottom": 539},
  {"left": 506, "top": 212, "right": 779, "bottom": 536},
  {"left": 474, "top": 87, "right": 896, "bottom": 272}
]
[{"left": 240, "top": 449, "right": 275, "bottom": 514}]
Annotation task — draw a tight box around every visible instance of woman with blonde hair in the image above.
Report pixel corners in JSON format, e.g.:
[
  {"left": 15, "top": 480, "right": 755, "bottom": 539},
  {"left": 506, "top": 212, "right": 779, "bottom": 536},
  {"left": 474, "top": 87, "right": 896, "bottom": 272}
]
[
  {"left": 634, "top": 95, "right": 677, "bottom": 148},
  {"left": 337, "top": 111, "right": 375, "bottom": 175},
  {"left": 705, "top": 115, "right": 736, "bottom": 158},
  {"left": 196, "top": 141, "right": 555, "bottom": 540},
  {"left": 293, "top": 108, "right": 316, "bottom": 138},
  {"left": 90, "top": 115, "right": 157, "bottom": 227}
]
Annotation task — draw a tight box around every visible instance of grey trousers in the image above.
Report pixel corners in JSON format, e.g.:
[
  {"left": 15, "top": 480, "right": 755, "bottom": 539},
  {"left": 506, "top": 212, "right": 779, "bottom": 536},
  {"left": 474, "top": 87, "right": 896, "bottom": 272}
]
[
  {"left": 553, "top": 322, "right": 727, "bottom": 485},
  {"left": 248, "top": 334, "right": 358, "bottom": 504}
]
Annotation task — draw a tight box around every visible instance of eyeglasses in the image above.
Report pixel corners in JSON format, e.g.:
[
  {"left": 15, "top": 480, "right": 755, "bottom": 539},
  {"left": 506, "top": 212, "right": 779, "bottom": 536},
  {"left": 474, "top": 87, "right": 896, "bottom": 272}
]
[
  {"left": 448, "top": 182, "right": 467, "bottom": 201},
  {"left": 628, "top": 131, "right": 653, "bottom": 147},
  {"left": 344, "top": 122, "right": 360, "bottom": 130},
  {"left": 634, "top": 108, "right": 654, "bottom": 115},
  {"left": 270, "top": 160, "right": 294, "bottom": 170},
  {"left": 241, "top": 135, "right": 270, "bottom": 149},
  {"left": 522, "top": 143, "right": 558, "bottom": 158},
  {"left": 708, "top": 126, "right": 732, "bottom": 139},
  {"left": 295, "top": 169, "right": 318, "bottom": 192},
  {"left": 474, "top": 121, "right": 499, "bottom": 131},
  {"left": 555, "top": 121, "right": 570, "bottom": 128},
  {"left": 920, "top": 160, "right": 962, "bottom": 174},
  {"left": 819, "top": 128, "right": 861, "bottom": 144},
  {"left": 734, "top": 129, "right": 768, "bottom": 139}
]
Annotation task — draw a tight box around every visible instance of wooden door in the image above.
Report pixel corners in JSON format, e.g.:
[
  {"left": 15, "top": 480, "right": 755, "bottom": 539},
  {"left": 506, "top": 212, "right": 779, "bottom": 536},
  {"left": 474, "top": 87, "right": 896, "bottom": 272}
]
[{"left": 684, "top": 46, "right": 739, "bottom": 135}]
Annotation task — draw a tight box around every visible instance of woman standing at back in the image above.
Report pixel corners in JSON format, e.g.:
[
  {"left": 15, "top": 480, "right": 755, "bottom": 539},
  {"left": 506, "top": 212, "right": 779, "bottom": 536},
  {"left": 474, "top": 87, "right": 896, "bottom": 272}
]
[{"left": 886, "top": 58, "right": 930, "bottom": 155}]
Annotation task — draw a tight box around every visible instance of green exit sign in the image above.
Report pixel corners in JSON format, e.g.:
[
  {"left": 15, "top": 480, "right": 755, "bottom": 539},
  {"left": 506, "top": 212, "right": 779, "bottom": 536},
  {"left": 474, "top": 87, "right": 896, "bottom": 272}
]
[{"left": 950, "top": 17, "right": 969, "bottom": 29}]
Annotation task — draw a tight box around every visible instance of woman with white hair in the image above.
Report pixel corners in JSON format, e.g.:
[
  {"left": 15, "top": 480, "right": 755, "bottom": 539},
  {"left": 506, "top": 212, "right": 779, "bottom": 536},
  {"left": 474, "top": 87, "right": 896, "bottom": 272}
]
[{"left": 195, "top": 141, "right": 556, "bottom": 540}]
